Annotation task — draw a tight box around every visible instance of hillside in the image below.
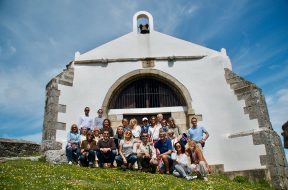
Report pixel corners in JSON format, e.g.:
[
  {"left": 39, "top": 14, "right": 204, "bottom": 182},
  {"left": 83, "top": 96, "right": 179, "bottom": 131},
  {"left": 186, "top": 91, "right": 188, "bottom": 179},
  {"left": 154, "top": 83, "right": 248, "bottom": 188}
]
[{"left": 0, "top": 160, "right": 273, "bottom": 190}]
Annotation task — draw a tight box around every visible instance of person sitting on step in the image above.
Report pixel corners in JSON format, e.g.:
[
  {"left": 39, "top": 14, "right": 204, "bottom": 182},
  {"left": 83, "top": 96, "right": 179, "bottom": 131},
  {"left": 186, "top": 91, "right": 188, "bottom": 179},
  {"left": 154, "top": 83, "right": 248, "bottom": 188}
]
[
  {"left": 154, "top": 129, "right": 173, "bottom": 174},
  {"left": 66, "top": 124, "right": 81, "bottom": 165},
  {"left": 79, "top": 131, "right": 97, "bottom": 167},
  {"left": 136, "top": 131, "right": 158, "bottom": 173},
  {"left": 115, "top": 130, "right": 138, "bottom": 170},
  {"left": 96, "top": 129, "right": 117, "bottom": 168},
  {"left": 172, "top": 142, "right": 196, "bottom": 180},
  {"left": 186, "top": 140, "right": 209, "bottom": 181}
]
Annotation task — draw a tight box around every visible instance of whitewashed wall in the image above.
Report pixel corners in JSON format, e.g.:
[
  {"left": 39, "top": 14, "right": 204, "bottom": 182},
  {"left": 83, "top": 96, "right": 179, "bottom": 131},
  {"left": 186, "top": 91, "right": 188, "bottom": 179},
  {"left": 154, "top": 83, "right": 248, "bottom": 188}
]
[{"left": 56, "top": 55, "right": 265, "bottom": 172}]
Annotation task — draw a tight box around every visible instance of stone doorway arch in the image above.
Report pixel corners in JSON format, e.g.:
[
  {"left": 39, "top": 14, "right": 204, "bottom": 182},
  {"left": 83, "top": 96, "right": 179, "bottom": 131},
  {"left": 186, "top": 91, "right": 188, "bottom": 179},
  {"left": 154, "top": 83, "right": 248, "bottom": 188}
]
[{"left": 101, "top": 69, "right": 197, "bottom": 129}]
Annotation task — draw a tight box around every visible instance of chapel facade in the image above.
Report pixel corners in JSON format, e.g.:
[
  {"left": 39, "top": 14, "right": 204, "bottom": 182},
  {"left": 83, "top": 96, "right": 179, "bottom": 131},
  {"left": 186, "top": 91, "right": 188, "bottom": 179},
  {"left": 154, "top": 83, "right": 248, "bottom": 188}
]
[{"left": 42, "top": 11, "right": 288, "bottom": 189}]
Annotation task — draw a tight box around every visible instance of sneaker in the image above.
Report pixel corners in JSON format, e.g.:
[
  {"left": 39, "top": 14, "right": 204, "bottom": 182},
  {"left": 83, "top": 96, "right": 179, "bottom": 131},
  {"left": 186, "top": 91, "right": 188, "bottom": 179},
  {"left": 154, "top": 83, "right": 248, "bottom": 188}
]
[
  {"left": 185, "top": 176, "right": 193, "bottom": 181},
  {"left": 133, "top": 162, "right": 138, "bottom": 170},
  {"left": 191, "top": 175, "right": 198, "bottom": 180},
  {"left": 68, "top": 161, "right": 72, "bottom": 165},
  {"left": 203, "top": 177, "right": 208, "bottom": 182}
]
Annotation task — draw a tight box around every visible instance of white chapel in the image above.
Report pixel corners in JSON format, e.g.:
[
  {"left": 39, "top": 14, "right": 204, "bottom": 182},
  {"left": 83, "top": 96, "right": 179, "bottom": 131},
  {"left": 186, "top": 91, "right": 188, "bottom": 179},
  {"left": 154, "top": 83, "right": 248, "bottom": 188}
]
[{"left": 42, "top": 11, "right": 288, "bottom": 189}]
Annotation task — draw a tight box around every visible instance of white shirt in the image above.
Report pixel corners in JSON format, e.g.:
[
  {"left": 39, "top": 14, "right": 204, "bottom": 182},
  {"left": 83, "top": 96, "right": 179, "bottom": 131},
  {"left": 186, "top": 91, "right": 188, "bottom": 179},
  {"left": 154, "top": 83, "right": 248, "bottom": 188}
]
[
  {"left": 171, "top": 152, "right": 188, "bottom": 166},
  {"left": 148, "top": 125, "right": 161, "bottom": 141},
  {"left": 94, "top": 117, "right": 104, "bottom": 129},
  {"left": 132, "top": 125, "right": 141, "bottom": 138},
  {"left": 79, "top": 115, "right": 93, "bottom": 129},
  {"left": 170, "top": 137, "right": 178, "bottom": 152}
]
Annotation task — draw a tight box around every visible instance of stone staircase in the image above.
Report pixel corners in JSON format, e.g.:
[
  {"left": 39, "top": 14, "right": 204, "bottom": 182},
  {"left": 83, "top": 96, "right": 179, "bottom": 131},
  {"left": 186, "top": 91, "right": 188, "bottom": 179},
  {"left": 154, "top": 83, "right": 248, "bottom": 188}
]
[{"left": 224, "top": 68, "right": 288, "bottom": 190}]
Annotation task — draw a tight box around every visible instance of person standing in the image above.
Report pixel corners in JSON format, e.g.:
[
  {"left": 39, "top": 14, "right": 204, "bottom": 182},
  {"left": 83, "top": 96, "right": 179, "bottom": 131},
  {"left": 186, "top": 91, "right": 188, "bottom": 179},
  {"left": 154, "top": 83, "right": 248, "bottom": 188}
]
[
  {"left": 141, "top": 117, "right": 150, "bottom": 134},
  {"left": 187, "top": 117, "right": 209, "bottom": 150},
  {"left": 148, "top": 116, "right": 161, "bottom": 144},
  {"left": 121, "top": 118, "right": 130, "bottom": 132},
  {"left": 129, "top": 118, "right": 141, "bottom": 141},
  {"left": 94, "top": 109, "right": 104, "bottom": 129},
  {"left": 167, "top": 117, "right": 181, "bottom": 138},
  {"left": 160, "top": 119, "right": 169, "bottom": 133},
  {"left": 79, "top": 107, "right": 93, "bottom": 131},
  {"left": 157, "top": 113, "right": 163, "bottom": 127}
]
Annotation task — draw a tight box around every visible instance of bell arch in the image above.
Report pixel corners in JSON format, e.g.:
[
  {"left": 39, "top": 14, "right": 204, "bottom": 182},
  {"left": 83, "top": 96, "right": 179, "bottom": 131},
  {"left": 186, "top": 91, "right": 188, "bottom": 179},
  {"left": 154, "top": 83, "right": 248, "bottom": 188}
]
[
  {"left": 102, "top": 69, "right": 195, "bottom": 117},
  {"left": 133, "top": 11, "right": 154, "bottom": 33}
]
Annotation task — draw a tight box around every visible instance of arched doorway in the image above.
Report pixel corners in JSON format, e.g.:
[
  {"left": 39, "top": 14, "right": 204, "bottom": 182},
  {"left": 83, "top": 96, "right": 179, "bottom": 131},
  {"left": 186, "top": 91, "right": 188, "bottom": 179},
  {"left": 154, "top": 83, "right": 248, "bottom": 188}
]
[{"left": 102, "top": 69, "right": 195, "bottom": 130}]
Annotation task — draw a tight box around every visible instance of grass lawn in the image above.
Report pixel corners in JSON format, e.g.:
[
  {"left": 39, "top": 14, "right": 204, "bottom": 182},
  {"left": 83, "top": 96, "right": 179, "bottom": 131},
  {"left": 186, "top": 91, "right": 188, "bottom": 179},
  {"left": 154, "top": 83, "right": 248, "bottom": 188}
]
[{"left": 0, "top": 160, "right": 273, "bottom": 190}]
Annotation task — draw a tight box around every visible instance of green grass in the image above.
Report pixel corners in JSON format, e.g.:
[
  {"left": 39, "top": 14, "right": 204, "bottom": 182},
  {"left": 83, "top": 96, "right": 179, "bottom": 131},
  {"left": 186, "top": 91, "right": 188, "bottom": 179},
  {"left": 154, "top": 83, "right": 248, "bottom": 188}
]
[{"left": 0, "top": 160, "right": 273, "bottom": 190}]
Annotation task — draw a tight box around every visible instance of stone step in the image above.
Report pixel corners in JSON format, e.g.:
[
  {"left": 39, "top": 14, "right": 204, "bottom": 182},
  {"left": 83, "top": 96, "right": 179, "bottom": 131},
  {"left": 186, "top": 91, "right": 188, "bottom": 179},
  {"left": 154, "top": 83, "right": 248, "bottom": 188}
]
[
  {"left": 209, "top": 164, "right": 224, "bottom": 174},
  {"left": 234, "top": 84, "right": 257, "bottom": 96},
  {"left": 230, "top": 80, "right": 253, "bottom": 90}
]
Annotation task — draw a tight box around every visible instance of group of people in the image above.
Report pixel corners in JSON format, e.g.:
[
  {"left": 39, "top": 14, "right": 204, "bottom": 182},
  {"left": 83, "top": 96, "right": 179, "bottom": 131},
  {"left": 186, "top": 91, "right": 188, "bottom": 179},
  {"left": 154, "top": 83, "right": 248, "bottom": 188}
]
[{"left": 66, "top": 107, "right": 210, "bottom": 181}]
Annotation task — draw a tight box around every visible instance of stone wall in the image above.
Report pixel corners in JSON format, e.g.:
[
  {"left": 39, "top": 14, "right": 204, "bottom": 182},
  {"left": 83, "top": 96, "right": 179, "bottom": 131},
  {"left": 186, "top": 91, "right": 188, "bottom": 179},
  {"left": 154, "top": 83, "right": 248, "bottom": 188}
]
[
  {"left": 42, "top": 62, "right": 74, "bottom": 151},
  {"left": 0, "top": 138, "right": 40, "bottom": 157},
  {"left": 225, "top": 68, "right": 288, "bottom": 190}
]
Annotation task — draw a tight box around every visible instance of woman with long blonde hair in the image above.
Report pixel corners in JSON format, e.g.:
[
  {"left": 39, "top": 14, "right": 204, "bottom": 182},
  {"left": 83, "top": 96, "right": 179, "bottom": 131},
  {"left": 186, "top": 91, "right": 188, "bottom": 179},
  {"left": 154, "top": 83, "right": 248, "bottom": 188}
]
[
  {"left": 186, "top": 140, "right": 209, "bottom": 181},
  {"left": 129, "top": 118, "right": 141, "bottom": 141}
]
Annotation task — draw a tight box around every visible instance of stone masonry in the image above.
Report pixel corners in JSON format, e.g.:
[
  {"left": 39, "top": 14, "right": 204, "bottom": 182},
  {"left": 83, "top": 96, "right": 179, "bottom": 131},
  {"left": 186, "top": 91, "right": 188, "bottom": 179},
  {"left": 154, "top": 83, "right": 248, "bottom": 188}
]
[
  {"left": 225, "top": 68, "right": 288, "bottom": 190},
  {"left": 0, "top": 138, "right": 40, "bottom": 157},
  {"left": 42, "top": 62, "right": 74, "bottom": 152}
]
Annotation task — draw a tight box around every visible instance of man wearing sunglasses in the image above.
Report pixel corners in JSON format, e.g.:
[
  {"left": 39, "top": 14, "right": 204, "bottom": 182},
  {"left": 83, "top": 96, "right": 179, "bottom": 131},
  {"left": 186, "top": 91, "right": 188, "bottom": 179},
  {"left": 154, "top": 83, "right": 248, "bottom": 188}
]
[{"left": 79, "top": 107, "right": 93, "bottom": 131}]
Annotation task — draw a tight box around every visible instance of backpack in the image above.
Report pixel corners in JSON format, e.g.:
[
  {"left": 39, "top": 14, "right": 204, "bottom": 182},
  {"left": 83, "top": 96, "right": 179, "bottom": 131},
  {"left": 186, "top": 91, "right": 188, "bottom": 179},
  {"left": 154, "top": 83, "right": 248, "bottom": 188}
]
[{"left": 180, "top": 133, "right": 188, "bottom": 147}]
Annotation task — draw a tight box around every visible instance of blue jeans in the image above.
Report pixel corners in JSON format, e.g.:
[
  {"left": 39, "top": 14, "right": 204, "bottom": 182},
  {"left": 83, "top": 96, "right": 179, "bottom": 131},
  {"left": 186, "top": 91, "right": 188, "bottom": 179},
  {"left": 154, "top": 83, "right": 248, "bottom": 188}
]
[
  {"left": 79, "top": 150, "right": 95, "bottom": 167},
  {"left": 115, "top": 154, "right": 137, "bottom": 166},
  {"left": 96, "top": 150, "right": 116, "bottom": 165},
  {"left": 66, "top": 145, "right": 80, "bottom": 163}
]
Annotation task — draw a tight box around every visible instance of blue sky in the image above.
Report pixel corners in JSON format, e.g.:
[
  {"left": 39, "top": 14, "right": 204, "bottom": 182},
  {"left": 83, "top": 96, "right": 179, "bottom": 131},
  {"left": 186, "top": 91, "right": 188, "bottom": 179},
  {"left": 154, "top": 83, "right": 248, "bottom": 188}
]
[{"left": 0, "top": 0, "right": 287, "bottom": 152}]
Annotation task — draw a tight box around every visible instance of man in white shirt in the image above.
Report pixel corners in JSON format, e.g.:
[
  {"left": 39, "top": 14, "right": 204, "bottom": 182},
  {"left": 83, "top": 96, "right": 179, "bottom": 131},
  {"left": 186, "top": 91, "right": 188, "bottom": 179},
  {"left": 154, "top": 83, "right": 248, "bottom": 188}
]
[
  {"left": 157, "top": 113, "right": 163, "bottom": 126},
  {"left": 79, "top": 107, "right": 93, "bottom": 131}
]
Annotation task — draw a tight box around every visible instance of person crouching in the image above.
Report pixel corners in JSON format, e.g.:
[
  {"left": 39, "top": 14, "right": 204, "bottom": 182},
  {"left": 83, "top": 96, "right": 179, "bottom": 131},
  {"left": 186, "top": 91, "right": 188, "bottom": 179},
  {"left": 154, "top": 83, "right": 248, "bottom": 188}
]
[{"left": 136, "top": 132, "right": 158, "bottom": 173}]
